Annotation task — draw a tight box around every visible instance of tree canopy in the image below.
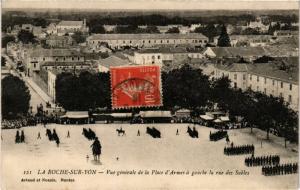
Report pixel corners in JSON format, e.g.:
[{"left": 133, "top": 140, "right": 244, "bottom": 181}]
[
  {"left": 71, "top": 31, "right": 87, "bottom": 44},
  {"left": 2, "top": 35, "right": 15, "bottom": 48},
  {"left": 17, "top": 30, "right": 36, "bottom": 44},
  {"left": 217, "top": 25, "right": 231, "bottom": 47},
  {"left": 166, "top": 27, "right": 180, "bottom": 33},
  {"left": 2, "top": 75, "right": 31, "bottom": 119}
]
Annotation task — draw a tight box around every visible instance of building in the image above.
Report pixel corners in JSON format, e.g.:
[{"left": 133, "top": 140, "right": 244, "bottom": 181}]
[
  {"left": 274, "top": 30, "right": 299, "bottom": 37},
  {"left": 32, "top": 26, "right": 47, "bottom": 39},
  {"left": 204, "top": 46, "right": 298, "bottom": 61},
  {"left": 87, "top": 33, "right": 208, "bottom": 49},
  {"left": 56, "top": 19, "right": 88, "bottom": 36},
  {"left": 216, "top": 35, "right": 275, "bottom": 47},
  {"left": 133, "top": 47, "right": 204, "bottom": 65},
  {"left": 45, "top": 35, "right": 76, "bottom": 48},
  {"left": 246, "top": 18, "right": 269, "bottom": 32},
  {"left": 25, "top": 48, "right": 85, "bottom": 76},
  {"left": 21, "top": 24, "right": 33, "bottom": 32},
  {"left": 213, "top": 57, "right": 299, "bottom": 111},
  {"left": 97, "top": 55, "right": 131, "bottom": 73}
]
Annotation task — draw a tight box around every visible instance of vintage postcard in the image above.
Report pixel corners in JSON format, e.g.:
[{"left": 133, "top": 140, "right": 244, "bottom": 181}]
[{"left": 1, "top": 0, "right": 299, "bottom": 189}]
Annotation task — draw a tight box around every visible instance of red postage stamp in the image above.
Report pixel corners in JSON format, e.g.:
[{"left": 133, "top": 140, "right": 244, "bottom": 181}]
[{"left": 110, "top": 65, "right": 162, "bottom": 109}]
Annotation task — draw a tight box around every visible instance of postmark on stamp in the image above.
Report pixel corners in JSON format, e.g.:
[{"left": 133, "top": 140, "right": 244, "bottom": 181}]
[{"left": 110, "top": 65, "right": 163, "bottom": 109}]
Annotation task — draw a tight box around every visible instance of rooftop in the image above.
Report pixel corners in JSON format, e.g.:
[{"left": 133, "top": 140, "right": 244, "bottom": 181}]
[
  {"left": 88, "top": 33, "right": 207, "bottom": 41},
  {"left": 98, "top": 55, "right": 130, "bottom": 68},
  {"left": 30, "top": 48, "right": 83, "bottom": 57},
  {"left": 57, "top": 20, "right": 83, "bottom": 27},
  {"left": 137, "top": 47, "right": 203, "bottom": 54}
]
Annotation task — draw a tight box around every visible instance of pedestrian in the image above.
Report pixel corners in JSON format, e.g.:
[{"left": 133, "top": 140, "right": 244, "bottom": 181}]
[
  {"left": 137, "top": 130, "right": 140, "bottom": 136},
  {"left": 37, "top": 132, "right": 41, "bottom": 139},
  {"left": 86, "top": 155, "right": 89, "bottom": 162},
  {"left": 176, "top": 129, "right": 179, "bottom": 135},
  {"left": 56, "top": 137, "right": 60, "bottom": 147},
  {"left": 67, "top": 130, "right": 70, "bottom": 138},
  {"left": 226, "top": 134, "right": 230, "bottom": 144},
  {"left": 15, "top": 131, "right": 20, "bottom": 143},
  {"left": 20, "top": 130, "right": 25, "bottom": 143},
  {"left": 231, "top": 142, "right": 234, "bottom": 148}
]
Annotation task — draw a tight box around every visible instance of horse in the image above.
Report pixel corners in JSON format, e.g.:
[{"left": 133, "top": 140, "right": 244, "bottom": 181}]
[
  {"left": 187, "top": 126, "right": 198, "bottom": 138},
  {"left": 116, "top": 128, "right": 126, "bottom": 136},
  {"left": 46, "top": 129, "right": 53, "bottom": 141},
  {"left": 91, "top": 137, "right": 101, "bottom": 161}
]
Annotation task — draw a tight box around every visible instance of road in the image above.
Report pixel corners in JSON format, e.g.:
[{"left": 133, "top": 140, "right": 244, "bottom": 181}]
[{"left": 2, "top": 52, "right": 48, "bottom": 114}]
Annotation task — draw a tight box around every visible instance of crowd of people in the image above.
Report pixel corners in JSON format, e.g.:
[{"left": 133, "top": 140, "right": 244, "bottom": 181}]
[
  {"left": 2, "top": 117, "right": 37, "bottom": 129},
  {"left": 245, "top": 155, "right": 280, "bottom": 167},
  {"left": 209, "top": 130, "right": 228, "bottom": 141},
  {"left": 15, "top": 130, "right": 25, "bottom": 143},
  {"left": 262, "top": 163, "right": 298, "bottom": 176},
  {"left": 224, "top": 144, "right": 255, "bottom": 155}
]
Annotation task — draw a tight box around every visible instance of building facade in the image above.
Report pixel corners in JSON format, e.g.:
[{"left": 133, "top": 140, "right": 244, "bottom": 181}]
[{"left": 87, "top": 33, "right": 208, "bottom": 49}]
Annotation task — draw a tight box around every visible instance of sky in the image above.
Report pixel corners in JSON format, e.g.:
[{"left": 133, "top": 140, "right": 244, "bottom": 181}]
[{"left": 2, "top": 0, "right": 299, "bottom": 10}]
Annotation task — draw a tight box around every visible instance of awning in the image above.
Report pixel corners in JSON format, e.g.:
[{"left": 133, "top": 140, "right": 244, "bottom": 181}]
[
  {"left": 214, "top": 119, "right": 222, "bottom": 123},
  {"left": 176, "top": 109, "right": 191, "bottom": 113},
  {"left": 220, "top": 116, "right": 230, "bottom": 122},
  {"left": 111, "top": 113, "right": 132, "bottom": 118},
  {"left": 200, "top": 115, "right": 213, "bottom": 121},
  {"left": 62, "top": 111, "right": 89, "bottom": 119},
  {"left": 140, "top": 111, "right": 172, "bottom": 118}
]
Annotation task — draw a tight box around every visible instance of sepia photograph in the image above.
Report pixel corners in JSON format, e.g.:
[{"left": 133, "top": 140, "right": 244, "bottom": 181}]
[{"left": 1, "top": 0, "right": 299, "bottom": 189}]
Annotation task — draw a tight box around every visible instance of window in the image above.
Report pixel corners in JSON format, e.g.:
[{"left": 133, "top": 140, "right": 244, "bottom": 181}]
[
  {"left": 288, "top": 95, "right": 292, "bottom": 103},
  {"left": 264, "top": 77, "right": 266, "bottom": 84},
  {"left": 72, "top": 57, "right": 74, "bottom": 61},
  {"left": 290, "top": 84, "right": 292, "bottom": 90},
  {"left": 123, "top": 41, "right": 125, "bottom": 44},
  {"left": 234, "top": 82, "right": 237, "bottom": 88},
  {"left": 143, "top": 40, "right": 145, "bottom": 43},
  {"left": 167, "top": 40, "right": 169, "bottom": 43},
  {"left": 243, "top": 74, "right": 246, "bottom": 80},
  {"left": 157, "top": 55, "right": 160, "bottom": 59},
  {"left": 56, "top": 58, "right": 58, "bottom": 61},
  {"left": 63, "top": 57, "right": 66, "bottom": 61},
  {"left": 45, "top": 66, "right": 47, "bottom": 70},
  {"left": 250, "top": 75, "right": 252, "bottom": 80},
  {"left": 281, "top": 82, "right": 283, "bottom": 88},
  {"left": 149, "top": 40, "right": 151, "bottom": 43},
  {"left": 161, "top": 40, "right": 163, "bottom": 43},
  {"left": 234, "top": 74, "right": 237, "bottom": 80},
  {"left": 272, "top": 80, "right": 275, "bottom": 85},
  {"left": 130, "top": 41, "right": 132, "bottom": 44},
  {"left": 33, "top": 63, "right": 36, "bottom": 68},
  {"left": 257, "top": 76, "right": 259, "bottom": 82},
  {"left": 43, "top": 57, "right": 45, "bottom": 61},
  {"left": 152, "top": 55, "right": 155, "bottom": 59},
  {"left": 249, "top": 84, "right": 252, "bottom": 90},
  {"left": 264, "top": 88, "right": 266, "bottom": 94}
]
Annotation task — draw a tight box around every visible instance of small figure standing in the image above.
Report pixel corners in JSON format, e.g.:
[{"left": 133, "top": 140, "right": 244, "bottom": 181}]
[
  {"left": 226, "top": 134, "right": 230, "bottom": 144},
  {"left": 176, "top": 129, "right": 179, "bottom": 135},
  {"left": 137, "top": 130, "right": 140, "bottom": 136},
  {"left": 15, "top": 131, "right": 20, "bottom": 143},
  {"left": 37, "top": 132, "right": 41, "bottom": 139},
  {"left": 67, "top": 131, "right": 70, "bottom": 138},
  {"left": 86, "top": 155, "right": 89, "bottom": 162},
  {"left": 20, "top": 130, "right": 25, "bottom": 143},
  {"left": 56, "top": 137, "right": 60, "bottom": 147},
  {"left": 231, "top": 142, "right": 234, "bottom": 148}
]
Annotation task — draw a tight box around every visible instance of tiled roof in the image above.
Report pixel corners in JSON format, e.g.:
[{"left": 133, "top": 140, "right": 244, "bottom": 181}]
[
  {"left": 137, "top": 47, "right": 203, "bottom": 54},
  {"left": 42, "top": 62, "right": 88, "bottom": 66},
  {"left": 98, "top": 55, "right": 130, "bottom": 68},
  {"left": 215, "top": 57, "right": 299, "bottom": 84},
  {"left": 30, "top": 48, "right": 83, "bottom": 57},
  {"left": 88, "top": 33, "right": 207, "bottom": 41},
  {"left": 57, "top": 21, "right": 83, "bottom": 26},
  {"left": 248, "top": 57, "right": 299, "bottom": 84},
  {"left": 215, "top": 63, "right": 249, "bottom": 72},
  {"left": 208, "top": 46, "right": 298, "bottom": 58}
]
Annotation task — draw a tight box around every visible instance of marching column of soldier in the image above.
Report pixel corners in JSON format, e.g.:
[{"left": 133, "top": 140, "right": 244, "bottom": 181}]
[
  {"left": 224, "top": 144, "right": 255, "bottom": 155},
  {"left": 245, "top": 155, "right": 280, "bottom": 167},
  {"left": 262, "top": 163, "right": 298, "bottom": 176}
]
